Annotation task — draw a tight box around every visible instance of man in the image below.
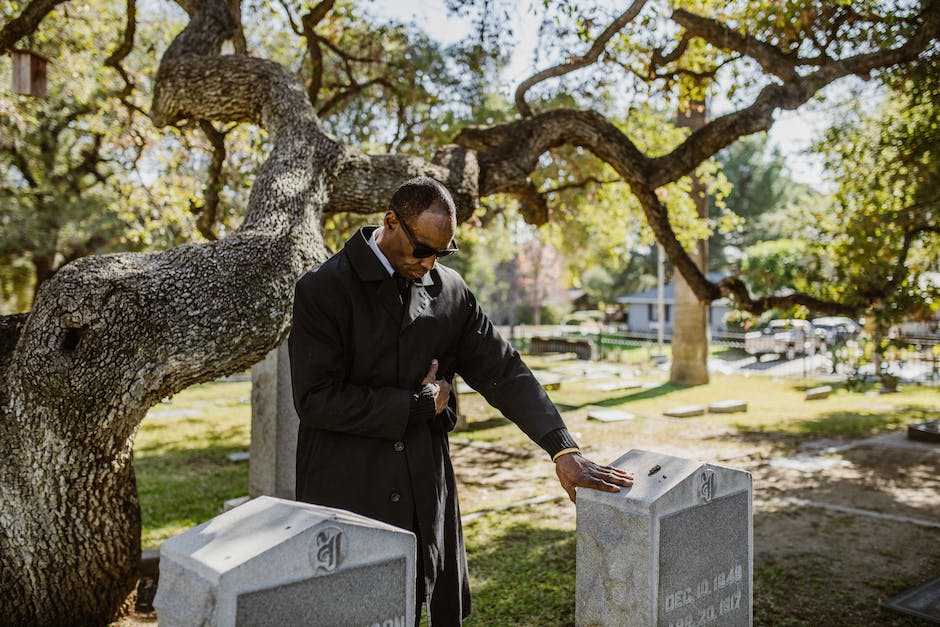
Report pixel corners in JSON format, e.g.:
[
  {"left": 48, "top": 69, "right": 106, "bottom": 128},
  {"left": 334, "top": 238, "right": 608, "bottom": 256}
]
[{"left": 289, "top": 177, "right": 632, "bottom": 625}]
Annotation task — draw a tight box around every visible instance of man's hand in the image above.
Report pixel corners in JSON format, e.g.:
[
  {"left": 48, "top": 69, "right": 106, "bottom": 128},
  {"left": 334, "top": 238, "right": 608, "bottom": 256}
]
[
  {"left": 422, "top": 359, "right": 451, "bottom": 415},
  {"left": 555, "top": 452, "right": 633, "bottom": 503}
]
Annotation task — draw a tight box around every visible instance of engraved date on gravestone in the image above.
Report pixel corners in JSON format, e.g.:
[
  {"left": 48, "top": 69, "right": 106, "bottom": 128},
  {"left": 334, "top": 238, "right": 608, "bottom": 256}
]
[{"left": 658, "top": 492, "right": 750, "bottom": 627}]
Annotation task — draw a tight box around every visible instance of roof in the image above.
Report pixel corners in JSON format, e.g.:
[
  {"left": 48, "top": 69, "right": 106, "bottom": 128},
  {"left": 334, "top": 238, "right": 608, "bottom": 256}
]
[{"left": 616, "top": 273, "right": 729, "bottom": 306}]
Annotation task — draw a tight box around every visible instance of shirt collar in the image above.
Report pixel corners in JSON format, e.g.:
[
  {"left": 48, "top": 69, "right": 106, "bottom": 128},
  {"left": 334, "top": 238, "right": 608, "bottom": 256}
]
[{"left": 367, "top": 227, "right": 395, "bottom": 277}]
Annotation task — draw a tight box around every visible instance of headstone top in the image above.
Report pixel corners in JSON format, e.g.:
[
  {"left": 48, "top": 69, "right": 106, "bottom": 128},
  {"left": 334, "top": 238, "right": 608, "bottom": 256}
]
[
  {"left": 163, "top": 496, "right": 406, "bottom": 576},
  {"left": 579, "top": 449, "right": 748, "bottom": 512}
]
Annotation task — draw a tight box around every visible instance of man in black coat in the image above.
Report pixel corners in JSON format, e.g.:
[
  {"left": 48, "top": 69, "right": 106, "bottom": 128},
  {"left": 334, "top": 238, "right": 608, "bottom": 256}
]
[{"left": 289, "top": 177, "right": 632, "bottom": 625}]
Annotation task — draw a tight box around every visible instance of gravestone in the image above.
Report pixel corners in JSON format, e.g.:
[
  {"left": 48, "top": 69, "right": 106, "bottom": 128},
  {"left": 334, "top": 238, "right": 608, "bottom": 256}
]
[
  {"left": 154, "top": 496, "right": 416, "bottom": 627},
  {"left": 250, "top": 340, "right": 298, "bottom": 499},
  {"left": 587, "top": 408, "right": 635, "bottom": 423},
  {"left": 708, "top": 400, "right": 748, "bottom": 414},
  {"left": 804, "top": 385, "right": 832, "bottom": 400},
  {"left": 576, "top": 449, "right": 752, "bottom": 627},
  {"left": 663, "top": 405, "right": 706, "bottom": 418}
]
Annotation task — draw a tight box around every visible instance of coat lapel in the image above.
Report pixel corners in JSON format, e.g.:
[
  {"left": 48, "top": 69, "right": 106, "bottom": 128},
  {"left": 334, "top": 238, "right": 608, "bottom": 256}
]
[
  {"left": 344, "top": 226, "right": 404, "bottom": 323},
  {"left": 402, "top": 271, "right": 438, "bottom": 331}
]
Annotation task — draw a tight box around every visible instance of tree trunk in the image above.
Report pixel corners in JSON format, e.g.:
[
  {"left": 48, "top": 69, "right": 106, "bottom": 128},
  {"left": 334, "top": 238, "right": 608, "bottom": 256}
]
[{"left": 670, "top": 99, "right": 710, "bottom": 385}]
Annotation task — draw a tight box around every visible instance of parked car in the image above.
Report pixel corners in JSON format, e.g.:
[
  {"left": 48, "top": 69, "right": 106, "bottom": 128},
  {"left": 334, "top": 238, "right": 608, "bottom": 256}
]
[
  {"left": 745, "top": 319, "right": 820, "bottom": 359},
  {"left": 811, "top": 316, "right": 862, "bottom": 347}
]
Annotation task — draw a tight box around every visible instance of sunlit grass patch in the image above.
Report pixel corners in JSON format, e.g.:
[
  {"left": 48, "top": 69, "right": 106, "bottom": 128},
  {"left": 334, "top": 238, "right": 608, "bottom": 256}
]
[{"left": 135, "top": 379, "right": 251, "bottom": 548}]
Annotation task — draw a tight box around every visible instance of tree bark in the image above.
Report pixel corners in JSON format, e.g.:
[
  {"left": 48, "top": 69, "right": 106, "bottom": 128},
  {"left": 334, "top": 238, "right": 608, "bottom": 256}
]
[{"left": 669, "top": 100, "right": 710, "bottom": 385}]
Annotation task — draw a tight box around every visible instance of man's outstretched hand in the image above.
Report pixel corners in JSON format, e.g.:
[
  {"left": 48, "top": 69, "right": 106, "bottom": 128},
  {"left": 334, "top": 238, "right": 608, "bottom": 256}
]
[{"left": 555, "top": 452, "right": 634, "bottom": 503}]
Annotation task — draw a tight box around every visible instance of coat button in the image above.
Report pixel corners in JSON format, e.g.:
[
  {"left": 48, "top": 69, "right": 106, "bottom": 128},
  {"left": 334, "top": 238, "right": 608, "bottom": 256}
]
[
  {"left": 390, "top": 492, "right": 401, "bottom": 503},
  {"left": 394, "top": 441, "right": 405, "bottom": 452}
]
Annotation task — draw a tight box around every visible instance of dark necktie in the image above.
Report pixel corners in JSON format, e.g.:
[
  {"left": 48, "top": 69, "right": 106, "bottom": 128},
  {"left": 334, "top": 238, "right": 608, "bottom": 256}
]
[{"left": 393, "top": 273, "right": 410, "bottom": 307}]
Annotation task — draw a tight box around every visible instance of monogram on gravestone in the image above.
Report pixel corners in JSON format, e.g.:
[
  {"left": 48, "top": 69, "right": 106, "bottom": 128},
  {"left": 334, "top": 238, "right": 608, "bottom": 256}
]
[
  {"left": 698, "top": 469, "right": 715, "bottom": 504},
  {"left": 311, "top": 526, "right": 346, "bottom": 573}
]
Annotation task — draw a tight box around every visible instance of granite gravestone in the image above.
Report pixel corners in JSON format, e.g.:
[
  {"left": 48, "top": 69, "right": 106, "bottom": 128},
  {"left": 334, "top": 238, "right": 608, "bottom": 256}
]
[
  {"left": 576, "top": 450, "right": 752, "bottom": 627},
  {"left": 154, "top": 496, "right": 415, "bottom": 627},
  {"left": 249, "top": 340, "right": 298, "bottom": 499}
]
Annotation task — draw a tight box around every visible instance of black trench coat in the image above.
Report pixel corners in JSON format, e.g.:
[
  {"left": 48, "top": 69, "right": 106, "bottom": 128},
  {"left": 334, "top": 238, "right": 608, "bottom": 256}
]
[{"left": 288, "top": 226, "right": 565, "bottom": 624}]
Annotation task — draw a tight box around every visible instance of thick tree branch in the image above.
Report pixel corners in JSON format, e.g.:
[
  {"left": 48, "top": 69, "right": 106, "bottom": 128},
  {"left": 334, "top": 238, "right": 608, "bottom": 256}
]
[
  {"left": 0, "top": 0, "right": 67, "bottom": 50},
  {"left": 455, "top": 108, "right": 649, "bottom": 202},
  {"left": 514, "top": 0, "right": 647, "bottom": 117},
  {"left": 719, "top": 276, "right": 859, "bottom": 315},
  {"left": 671, "top": 9, "right": 805, "bottom": 81},
  {"left": 648, "top": 2, "right": 940, "bottom": 189}
]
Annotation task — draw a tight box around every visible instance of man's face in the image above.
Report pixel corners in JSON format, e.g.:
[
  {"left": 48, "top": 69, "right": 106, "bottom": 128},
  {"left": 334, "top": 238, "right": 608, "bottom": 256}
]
[{"left": 385, "top": 205, "right": 457, "bottom": 280}]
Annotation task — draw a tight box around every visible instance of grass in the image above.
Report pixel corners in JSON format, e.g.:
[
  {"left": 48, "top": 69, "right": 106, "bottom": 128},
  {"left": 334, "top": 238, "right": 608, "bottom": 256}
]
[
  {"left": 135, "top": 380, "right": 251, "bottom": 548},
  {"left": 463, "top": 506, "right": 577, "bottom": 626}
]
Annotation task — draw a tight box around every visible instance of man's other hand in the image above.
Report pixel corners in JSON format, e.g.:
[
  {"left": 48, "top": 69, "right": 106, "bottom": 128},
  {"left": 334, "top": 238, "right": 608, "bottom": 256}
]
[
  {"left": 555, "top": 453, "right": 633, "bottom": 503},
  {"left": 422, "top": 359, "right": 451, "bottom": 415}
]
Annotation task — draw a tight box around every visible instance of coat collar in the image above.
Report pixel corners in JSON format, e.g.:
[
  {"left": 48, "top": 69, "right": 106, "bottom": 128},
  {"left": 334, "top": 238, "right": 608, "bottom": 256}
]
[{"left": 344, "top": 226, "right": 438, "bottom": 330}]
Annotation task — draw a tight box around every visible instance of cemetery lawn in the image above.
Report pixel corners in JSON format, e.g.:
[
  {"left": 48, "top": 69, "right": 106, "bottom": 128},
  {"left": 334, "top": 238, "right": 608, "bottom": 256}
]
[{"left": 129, "top": 361, "right": 939, "bottom": 626}]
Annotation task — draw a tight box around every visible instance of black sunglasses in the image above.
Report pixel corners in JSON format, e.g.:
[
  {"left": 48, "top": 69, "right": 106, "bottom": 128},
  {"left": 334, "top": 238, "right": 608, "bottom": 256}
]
[{"left": 393, "top": 211, "right": 459, "bottom": 258}]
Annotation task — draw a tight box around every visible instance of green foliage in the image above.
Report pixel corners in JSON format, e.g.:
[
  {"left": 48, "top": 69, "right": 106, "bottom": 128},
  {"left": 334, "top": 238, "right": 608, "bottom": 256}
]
[
  {"left": 809, "top": 53, "right": 940, "bottom": 328},
  {"left": 740, "top": 239, "right": 819, "bottom": 297},
  {"left": 0, "top": 0, "right": 202, "bottom": 308},
  {"left": 712, "top": 134, "right": 819, "bottom": 271}
]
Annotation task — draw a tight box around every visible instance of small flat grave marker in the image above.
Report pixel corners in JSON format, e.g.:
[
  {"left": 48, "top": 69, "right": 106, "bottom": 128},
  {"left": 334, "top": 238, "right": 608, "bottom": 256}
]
[
  {"left": 663, "top": 405, "right": 706, "bottom": 418},
  {"left": 534, "top": 371, "right": 564, "bottom": 390},
  {"left": 708, "top": 400, "right": 748, "bottom": 414},
  {"left": 804, "top": 385, "right": 832, "bottom": 400},
  {"left": 576, "top": 449, "right": 753, "bottom": 626},
  {"left": 907, "top": 419, "right": 940, "bottom": 443},
  {"left": 883, "top": 574, "right": 940, "bottom": 623},
  {"left": 155, "top": 496, "right": 416, "bottom": 627},
  {"left": 590, "top": 381, "right": 642, "bottom": 392},
  {"left": 587, "top": 408, "right": 636, "bottom": 423}
]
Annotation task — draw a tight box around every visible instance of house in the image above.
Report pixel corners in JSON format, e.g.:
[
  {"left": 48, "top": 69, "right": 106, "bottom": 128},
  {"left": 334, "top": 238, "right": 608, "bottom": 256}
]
[{"left": 616, "top": 274, "right": 732, "bottom": 335}]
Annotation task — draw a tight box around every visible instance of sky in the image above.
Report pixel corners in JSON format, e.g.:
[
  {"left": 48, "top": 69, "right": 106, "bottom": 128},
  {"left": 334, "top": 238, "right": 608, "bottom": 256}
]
[{"left": 366, "top": 0, "right": 854, "bottom": 191}]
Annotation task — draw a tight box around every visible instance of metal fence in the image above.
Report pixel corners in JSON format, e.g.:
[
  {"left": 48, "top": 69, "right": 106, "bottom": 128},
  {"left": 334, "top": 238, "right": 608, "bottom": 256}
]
[{"left": 497, "top": 325, "right": 940, "bottom": 385}]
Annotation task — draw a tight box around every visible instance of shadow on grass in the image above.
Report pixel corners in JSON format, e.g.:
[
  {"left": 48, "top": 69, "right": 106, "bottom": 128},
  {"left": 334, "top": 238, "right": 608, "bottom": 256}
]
[
  {"left": 464, "top": 520, "right": 576, "bottom": 626},
  {"left": 712, "top": 347, "right": 749, "bottom": 360},
  {"left": 594, "top": 382, "right": 695, "bottom": 408},
  {"left": 729, "top": 405, "right": 934, "bottom": 444},
  {"left": 134, "top": 422, "right": 247, "bottom": 455}
]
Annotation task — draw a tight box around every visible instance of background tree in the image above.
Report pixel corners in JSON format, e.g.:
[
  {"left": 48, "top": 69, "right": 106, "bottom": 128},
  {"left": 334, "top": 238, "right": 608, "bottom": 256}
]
[
  {"left": 711, "top": 133, "right": 816, "bottom": 272},
  {"left": 1, "top": 0, "right": 938, "bottom": 623}
]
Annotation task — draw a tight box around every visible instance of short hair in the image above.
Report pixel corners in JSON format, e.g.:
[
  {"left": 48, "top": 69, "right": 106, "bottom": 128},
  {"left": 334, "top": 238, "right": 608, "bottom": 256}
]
[{"left": 389, "top": 177, "right": 456, "bottom": 221}]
